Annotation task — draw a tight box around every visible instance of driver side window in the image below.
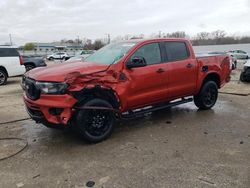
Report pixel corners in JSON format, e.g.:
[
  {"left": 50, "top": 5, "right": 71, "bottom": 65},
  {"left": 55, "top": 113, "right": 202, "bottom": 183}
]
[{"left": 131, "top": 43, "right": 161, "bottom": 65}]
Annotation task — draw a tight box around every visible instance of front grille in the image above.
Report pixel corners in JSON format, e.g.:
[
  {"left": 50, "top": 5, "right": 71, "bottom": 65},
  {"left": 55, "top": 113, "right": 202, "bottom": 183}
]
[{"left": 25, "top": 78, "right": 41, "bottom": 100}]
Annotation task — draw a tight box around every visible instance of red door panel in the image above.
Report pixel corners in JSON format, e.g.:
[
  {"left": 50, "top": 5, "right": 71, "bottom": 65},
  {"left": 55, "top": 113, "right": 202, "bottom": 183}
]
[
  {"left": 126, "top": 63, "right": 168, "bottom": 108},
  {"left": 167, "top": 59, "right": 197, "bottom": 99},
  {"left": 124, "top": 42, "right": 169, "bottom": 109}
]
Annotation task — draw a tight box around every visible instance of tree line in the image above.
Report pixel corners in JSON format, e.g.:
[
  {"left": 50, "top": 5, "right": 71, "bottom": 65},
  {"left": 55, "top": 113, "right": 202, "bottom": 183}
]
[
  {"left": 113, "top": 30, "right": 250, "bottom": 46},
  {"left": 23, "top": 30, "right": 250, "bottom": 51}
]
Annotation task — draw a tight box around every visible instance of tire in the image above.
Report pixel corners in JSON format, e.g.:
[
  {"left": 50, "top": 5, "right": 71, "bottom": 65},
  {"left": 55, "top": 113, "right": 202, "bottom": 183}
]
[
  {"left": 49, "top": 57, "right": 54, "bottom": 61},
  {"left": 25, "top": 64, "right": 35, "bottom": 72},
  {"left": 194, "top": 81, "right": 218, "bottom": 110},
  {"left": 74, "top": 99, "right": 115, "bottom": 143},
  {"left": 0, "top": 70, "right": 7, "bottom": 86},
  {"left": 240, "top": 72, "right": 247, "bottom": 82}
]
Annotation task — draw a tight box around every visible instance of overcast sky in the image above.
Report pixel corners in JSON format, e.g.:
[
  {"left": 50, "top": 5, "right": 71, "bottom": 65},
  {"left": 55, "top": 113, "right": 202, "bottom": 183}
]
[{"left": 0, "top": 0, "right": 250, "bottom": 45}]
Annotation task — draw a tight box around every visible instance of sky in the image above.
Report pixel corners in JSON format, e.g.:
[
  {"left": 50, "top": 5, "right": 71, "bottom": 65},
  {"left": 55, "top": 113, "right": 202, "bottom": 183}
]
[{"left": 0, "top": 0, "right": 250, "bottom": 45}]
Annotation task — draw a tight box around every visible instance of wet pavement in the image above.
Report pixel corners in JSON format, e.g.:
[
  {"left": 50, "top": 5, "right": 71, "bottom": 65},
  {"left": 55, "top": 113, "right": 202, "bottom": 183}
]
[{"left": 0, "top": 75, "right": 250, "bottom": 187}]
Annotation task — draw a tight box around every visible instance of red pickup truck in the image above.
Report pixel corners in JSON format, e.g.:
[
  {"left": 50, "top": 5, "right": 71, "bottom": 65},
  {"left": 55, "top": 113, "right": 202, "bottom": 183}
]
[{"left": 22, "top": 38, "right": 231, "bottom": 142}]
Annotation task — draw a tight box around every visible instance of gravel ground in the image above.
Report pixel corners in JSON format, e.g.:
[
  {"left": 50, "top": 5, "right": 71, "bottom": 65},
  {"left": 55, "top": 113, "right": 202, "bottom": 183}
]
[{"left": 0, "top": 65, "right": 249, "bottom": 188}]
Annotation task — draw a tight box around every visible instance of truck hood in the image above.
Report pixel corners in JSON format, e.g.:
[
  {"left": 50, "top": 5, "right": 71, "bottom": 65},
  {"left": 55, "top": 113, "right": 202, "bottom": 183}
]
[{"left": 27, "top": 61, "right": 109, "bottom": 82}]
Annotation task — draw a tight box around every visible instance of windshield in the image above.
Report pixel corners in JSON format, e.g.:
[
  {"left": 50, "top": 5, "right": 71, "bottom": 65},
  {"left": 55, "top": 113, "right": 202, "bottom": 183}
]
[{"left": 84, "top": 42, "right": 137, "bottom": 65}]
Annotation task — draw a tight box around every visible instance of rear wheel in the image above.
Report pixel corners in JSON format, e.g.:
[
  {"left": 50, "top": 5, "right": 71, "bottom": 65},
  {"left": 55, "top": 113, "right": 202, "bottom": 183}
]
[
  {"left": 74, "top": 99, "right": 115, "bottom": 143},
  {"left": 0, "top": 70, "right": 7, "bottom": 86},
  {"left": 194, "top": 81, "right": 218, "bottom": 110}
]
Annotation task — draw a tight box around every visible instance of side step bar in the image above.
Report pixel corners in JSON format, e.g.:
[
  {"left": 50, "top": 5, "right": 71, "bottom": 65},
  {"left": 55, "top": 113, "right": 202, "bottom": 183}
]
[{"left": 121, "top": 98, "right": 193, "bottom": 120}]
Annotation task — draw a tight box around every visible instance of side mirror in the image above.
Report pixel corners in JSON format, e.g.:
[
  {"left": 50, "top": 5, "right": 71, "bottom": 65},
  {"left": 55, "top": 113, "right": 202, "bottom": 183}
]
[{"left": 126, "top": 56, "right": 147, "bottom": 69}]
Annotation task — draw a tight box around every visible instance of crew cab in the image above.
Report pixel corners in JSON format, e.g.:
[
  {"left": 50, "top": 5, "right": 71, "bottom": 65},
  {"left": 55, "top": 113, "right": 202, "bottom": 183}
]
[
  {"left": 0, "top": 46, "right": 25, "bottom": 85},
  {"left": 22, "top": 39, "right": 231, "bottom": 143}
]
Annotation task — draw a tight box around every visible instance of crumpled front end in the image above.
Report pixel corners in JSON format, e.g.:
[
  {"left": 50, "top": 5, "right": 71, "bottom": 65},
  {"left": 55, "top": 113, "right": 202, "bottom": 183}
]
[
  {"left": 23, "top": 93, "right": 77, "bottom": 125},
  {"left": 22, "top": 77, "right": 77, "bottom": 125},
  {"left": 22, "top": 67, "right": 127, "bottom": 126}
]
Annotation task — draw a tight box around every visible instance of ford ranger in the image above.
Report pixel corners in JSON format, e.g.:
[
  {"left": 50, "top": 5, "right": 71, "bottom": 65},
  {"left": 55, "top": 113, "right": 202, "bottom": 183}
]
[{"left": 22, "top": 39, "right": 231, "bottom": 143}]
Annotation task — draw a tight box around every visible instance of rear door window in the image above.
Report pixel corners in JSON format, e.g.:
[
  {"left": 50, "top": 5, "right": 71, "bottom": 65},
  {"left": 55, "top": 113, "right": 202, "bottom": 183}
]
[
  {"left": 0, "top": 48, "right": 19, "bottom": 57},
  {"left": 164, "top": 42, "right": 189, "bottom": 62}
]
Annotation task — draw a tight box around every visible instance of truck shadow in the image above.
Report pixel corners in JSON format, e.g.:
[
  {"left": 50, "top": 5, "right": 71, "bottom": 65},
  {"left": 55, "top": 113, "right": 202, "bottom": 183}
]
[
  {"left": 39, "top": 105, "right": 216, "bottom": 146},
  {"left": 22, "top": 104, "right": 216, "bottom": 150}
]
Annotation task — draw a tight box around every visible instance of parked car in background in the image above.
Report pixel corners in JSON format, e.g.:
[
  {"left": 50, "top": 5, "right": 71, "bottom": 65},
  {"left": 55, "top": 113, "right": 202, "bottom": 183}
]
[
  {"left": 22, "top": 55, "right": 47, "bottom": 72},
  {"left": 240, "top": 60, "right": 250, "bottom": 82},
  {"left": 47, "top": 52, "right": 70, "bottom": 61},
  {"left": 66, "top": 55, "right": 85, "bottom": 63},
  {"left": 0, "top": 46, "right": 25, "bottom": 85},
  {"left": 66, "top": 50, "right": 95, "bottom": 63},
  {"left": 228, "top": 50, "right": 249, "bottom": 59},
  {"left": 79, "top": 50, "right": 95, "bottom": 59},
  {"left": 208, "top": 51, "right": 237, "bottom": 70},
  {"left": 80, "top": 50, "right": 95, "bottom": 56},
  {"left": 228, "top": 54, "right": 237, "bottom": 70},
  {"left": 22, "top": 38, "right": 231, "bottom": 143}
]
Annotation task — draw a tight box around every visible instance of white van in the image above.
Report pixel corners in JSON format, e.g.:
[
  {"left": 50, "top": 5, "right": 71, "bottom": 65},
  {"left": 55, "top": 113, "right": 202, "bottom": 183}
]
[{"left": 0, "top": 46, "right": 25, "bottom": 85}]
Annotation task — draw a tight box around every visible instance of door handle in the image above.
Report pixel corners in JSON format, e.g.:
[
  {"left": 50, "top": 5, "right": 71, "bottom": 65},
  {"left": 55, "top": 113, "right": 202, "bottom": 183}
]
[
  {"left": 186, "top": 63, "right": 193, "bottom": 68},
  {"left": 156, "top": 68, "right": 165, "bottom": 73}
]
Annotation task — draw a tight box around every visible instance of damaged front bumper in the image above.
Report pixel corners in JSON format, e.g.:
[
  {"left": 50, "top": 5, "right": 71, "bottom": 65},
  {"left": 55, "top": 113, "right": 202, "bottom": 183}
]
[{"left": 23, "top": 93, "right": 77, "bottom": 125}]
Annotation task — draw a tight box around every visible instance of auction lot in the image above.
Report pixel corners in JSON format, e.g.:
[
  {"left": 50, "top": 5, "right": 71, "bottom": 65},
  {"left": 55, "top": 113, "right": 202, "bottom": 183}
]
[{"left": 0, "top": 63, "right": 250, "bottom": 188}]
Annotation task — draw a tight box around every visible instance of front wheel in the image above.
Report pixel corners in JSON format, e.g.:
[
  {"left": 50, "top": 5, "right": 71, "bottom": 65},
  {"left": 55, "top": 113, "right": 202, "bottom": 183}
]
[
  {"left": 194, "top": 81, "right": 218, "bottom": 110},
  {"left": 74, "top": 99, "right": 115, "bottom": 143}
]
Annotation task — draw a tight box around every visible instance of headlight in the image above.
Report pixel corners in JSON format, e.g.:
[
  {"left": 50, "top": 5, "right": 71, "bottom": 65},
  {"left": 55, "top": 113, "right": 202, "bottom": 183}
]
[{"left": 36, "top": 81, "right": 68, "bottom": 94}]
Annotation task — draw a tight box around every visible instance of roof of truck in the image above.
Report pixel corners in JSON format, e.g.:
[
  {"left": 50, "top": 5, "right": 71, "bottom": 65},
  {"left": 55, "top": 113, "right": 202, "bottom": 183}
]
[{"left": 117, "top": 38, "right": 189, "bottom": 43}]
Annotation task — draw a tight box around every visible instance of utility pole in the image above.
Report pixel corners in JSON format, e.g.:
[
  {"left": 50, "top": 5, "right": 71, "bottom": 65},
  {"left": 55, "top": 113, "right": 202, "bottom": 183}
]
[
  {"left": 158, "top": 31, "right": 162, "bottom": 38},
  {"left": 105, "top": 33, "right": 110, "bottom": 44},
  {"left": 9, "top": 34, "right": 12, "bottom": 46},
  {"left": 77, "top": 35, "right": 80, "bottom": 45}
]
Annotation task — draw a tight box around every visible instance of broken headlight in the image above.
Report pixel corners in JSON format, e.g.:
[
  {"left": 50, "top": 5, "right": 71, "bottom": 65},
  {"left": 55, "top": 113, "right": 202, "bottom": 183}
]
[{"left": 36, "top": 81, "right": 68, "bottom": 94}]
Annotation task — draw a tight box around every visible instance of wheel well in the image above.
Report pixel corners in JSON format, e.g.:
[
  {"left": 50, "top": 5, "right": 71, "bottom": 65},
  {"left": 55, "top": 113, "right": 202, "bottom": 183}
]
[
  {"left": 0, "top": 66, "right": 8, "bottom": 77},
  {"left": 203, "top": 73, "right": 220, "bottom": 88},
  {"left": 73, "top": 86, "right": 120, "bottom": 109}
]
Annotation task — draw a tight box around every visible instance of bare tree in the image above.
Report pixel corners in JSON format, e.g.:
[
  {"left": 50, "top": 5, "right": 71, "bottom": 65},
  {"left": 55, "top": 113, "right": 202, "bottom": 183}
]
[
  {"left": 211, "top": 30, "right": 226, "bottom": 39},
  {"left": 166, "top": 31, "right": 187, "bottom": 38},
  {"left": 196, "top": 32, "right": 210, "bottom": 40}
]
